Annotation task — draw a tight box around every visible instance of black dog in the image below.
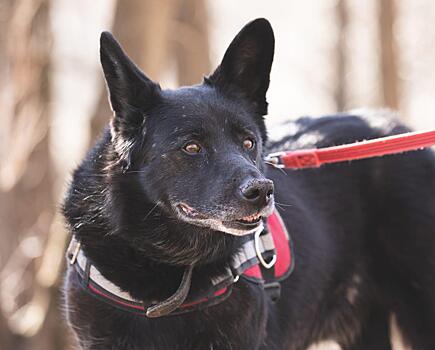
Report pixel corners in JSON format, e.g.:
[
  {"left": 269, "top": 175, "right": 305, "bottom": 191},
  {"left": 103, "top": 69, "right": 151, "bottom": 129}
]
[{"left": 63, "top": 19, "right": 435, "bottom": 349}]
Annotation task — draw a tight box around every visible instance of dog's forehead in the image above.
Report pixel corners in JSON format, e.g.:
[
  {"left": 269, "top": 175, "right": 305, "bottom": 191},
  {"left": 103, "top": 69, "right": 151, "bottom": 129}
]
[{"left": 157, "top": 86, "right": 253, "bottom": 126}]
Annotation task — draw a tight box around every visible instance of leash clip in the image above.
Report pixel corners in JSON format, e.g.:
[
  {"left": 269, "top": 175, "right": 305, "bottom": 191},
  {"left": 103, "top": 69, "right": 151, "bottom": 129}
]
[
  {"left": 254, "top": 229, "right": 277, "bottom": 269},
  {"left": 264, "top": 152, "right": 285, "bottom": 169}
]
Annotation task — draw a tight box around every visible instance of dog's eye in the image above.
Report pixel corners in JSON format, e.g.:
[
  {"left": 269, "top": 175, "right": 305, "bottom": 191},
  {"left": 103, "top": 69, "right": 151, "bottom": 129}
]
[
  {"left": 243, "top": 138, "right": 255, "bottom": 150},
  {"left": 183, "top": 142, "right": 202, "bottom": 154}
]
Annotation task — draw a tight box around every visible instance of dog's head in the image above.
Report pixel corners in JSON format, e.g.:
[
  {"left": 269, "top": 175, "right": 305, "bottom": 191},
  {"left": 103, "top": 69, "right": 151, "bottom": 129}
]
[{"left": 101, "top": 19, "right": 275, "bottom": 236}]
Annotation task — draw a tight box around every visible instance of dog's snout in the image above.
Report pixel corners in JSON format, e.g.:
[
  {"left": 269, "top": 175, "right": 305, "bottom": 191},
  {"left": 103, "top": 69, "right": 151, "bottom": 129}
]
[{"left": 239, "top": 179, "right": 274, "bottom": 205}]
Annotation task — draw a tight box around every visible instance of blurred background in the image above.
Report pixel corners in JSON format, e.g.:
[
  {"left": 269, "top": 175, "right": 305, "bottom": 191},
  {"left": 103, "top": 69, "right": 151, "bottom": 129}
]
[{"left": 1, "top": 0, "right": 435, "bottom": 348}]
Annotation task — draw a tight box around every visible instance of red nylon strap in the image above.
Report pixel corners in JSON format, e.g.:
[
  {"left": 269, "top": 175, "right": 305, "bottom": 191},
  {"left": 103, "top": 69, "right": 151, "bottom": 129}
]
[{"left": 273, "top": 130, "right": 435, "bottom": 169}]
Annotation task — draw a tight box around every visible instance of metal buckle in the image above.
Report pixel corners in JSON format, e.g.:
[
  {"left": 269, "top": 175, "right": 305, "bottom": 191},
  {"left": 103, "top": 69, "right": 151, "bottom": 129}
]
[
  {"left": 254, "top": 229, "right": 277, "bottom": 269},
  {"left": 67, "top": 238, "right": 81, "bottom": 265},
  {"left": 264, "top": 281, "right": 281, "bottom": 302},
  {"left": 264, "top": 151, "right": 285, "bottom": 169}
]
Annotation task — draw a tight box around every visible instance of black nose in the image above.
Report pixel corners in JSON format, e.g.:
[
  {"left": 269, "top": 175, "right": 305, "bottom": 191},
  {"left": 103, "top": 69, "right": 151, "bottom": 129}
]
[{"left": 239, "top": 178, "right": 274, "bottom": 205}]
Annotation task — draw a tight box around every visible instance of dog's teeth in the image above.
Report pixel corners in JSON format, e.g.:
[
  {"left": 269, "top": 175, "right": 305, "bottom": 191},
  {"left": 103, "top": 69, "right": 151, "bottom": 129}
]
[{"left": 241, "top": 213, "right": 262, "bottom": 223}]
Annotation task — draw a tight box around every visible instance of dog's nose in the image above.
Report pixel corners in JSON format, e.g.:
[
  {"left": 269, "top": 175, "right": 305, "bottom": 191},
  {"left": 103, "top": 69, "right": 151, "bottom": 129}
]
[{"left": 239, "top": 178, "right": 274, "bottom": 205}]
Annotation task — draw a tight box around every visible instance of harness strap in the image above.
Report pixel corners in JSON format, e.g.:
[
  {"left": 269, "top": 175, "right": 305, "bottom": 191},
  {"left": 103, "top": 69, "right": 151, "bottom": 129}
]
[{"left": 231, "top": 224, "right": 276, "bottom": 277}]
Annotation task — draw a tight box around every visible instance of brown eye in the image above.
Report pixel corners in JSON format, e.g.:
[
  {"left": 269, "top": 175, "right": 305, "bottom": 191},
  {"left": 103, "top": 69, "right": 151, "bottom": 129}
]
[
  {"left": 243, "top": 138, "right": 255, "bottom": 150},
  {"left": 183, "top": 142, "right": 201, "bottom": 154}
]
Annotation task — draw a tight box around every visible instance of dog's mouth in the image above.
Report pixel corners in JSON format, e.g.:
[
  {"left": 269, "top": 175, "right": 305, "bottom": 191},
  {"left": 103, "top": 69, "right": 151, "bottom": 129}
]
[
  {"left": 223, "top": 213, "right": 264, "bottom": 233},
  {"left": 175, "top": 202, "right": 270, "bottom": 235},
  {"left": 235, "top": 213, "right": 263, "bottom": 227}
]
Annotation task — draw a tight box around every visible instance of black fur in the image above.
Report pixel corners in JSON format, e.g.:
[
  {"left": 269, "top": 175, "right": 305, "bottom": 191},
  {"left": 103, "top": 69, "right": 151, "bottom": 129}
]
[{"left": 63, "top": 19, "right": 435, "bottom": 349}]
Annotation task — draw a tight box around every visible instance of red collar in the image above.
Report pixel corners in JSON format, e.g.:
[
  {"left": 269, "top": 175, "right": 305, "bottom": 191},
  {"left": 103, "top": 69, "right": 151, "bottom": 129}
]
[{"left": 66, "top": 210, "right": 294, "bottom": 317}]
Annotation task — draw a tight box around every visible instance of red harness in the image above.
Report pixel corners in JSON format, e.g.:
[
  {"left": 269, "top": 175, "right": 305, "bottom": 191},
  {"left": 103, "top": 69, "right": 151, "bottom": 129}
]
[{"left": 243, "top": 211, "right": 293, "bottom": 281}]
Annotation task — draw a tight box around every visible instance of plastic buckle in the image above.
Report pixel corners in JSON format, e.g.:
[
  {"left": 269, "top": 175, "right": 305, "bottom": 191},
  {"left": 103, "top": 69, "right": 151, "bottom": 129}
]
[{"left": 67, "top": 238, "right": 81, "bottom": 265}]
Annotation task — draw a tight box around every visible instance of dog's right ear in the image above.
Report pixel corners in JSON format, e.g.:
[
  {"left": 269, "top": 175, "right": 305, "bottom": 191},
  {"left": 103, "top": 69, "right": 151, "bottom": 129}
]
[
  {"left": 100, "top": 32, "right": 160, "bottom": 170},
  {"left": 205, "top": 18, "right": 274, "bottom": 116}
]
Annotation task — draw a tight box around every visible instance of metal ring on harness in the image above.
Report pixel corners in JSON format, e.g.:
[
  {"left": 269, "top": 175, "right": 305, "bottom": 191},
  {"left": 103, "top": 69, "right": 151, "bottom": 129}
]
[{"left": 254, "top": 229, "right": 277, "bottom": 269}]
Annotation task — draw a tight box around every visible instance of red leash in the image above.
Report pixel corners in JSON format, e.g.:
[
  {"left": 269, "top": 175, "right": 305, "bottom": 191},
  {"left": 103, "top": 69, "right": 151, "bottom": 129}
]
[{"left": 265, "top": 130, "right": 435, "bottom": 169}]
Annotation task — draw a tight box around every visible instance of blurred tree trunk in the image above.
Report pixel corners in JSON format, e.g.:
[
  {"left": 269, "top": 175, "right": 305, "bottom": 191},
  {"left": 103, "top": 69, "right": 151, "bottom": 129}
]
[
  {"left": 90, "top": 0, "right": 172, "bottom": 141},
  {"left": 173, "top": 0, "right": 210, "bottom": 86},
  {"left": 379, "top": 0, "right": 399, "bottom": 110},
  {"left": 90, "top": 0, "right": 210, "bottom": 142},
  {"left": 334, "top": 0, "right": 348, "bottom": 112},
  {"left": 0, "top": 0, "right": 69, "bottom": 349}
]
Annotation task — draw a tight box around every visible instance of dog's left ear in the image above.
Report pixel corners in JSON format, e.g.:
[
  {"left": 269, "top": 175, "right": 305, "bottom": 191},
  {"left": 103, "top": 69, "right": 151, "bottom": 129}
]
[{"left": 206, "top": 18, "right": 274, "bottom": 115}]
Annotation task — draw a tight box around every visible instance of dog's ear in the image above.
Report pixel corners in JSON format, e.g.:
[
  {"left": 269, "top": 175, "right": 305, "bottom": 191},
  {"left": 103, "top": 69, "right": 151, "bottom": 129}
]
[
  {"left": 100, "top": 31, "right": 159, "bottom": 114},
  {"left": 100, "top": 32, "right": 160, "bottom": 170},
  {"left": 206, "top": 18, "right": 274, "bottom": 115}
]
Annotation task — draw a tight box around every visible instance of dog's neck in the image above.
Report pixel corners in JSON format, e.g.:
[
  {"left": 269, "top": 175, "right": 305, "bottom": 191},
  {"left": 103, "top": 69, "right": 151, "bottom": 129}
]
[{"left": 73, "top": 217, "right": 242, "bottom": 304}]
